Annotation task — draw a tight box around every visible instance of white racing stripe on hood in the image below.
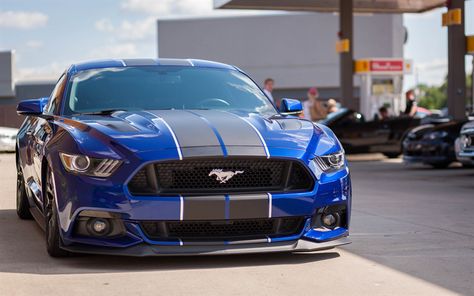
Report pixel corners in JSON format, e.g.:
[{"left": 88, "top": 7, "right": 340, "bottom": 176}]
[
  {"left": 154, "top": 117, "right": 183, "bottom": 160},
  {"left": 239, "top": 117, "right": 270, "bottom": 158}
]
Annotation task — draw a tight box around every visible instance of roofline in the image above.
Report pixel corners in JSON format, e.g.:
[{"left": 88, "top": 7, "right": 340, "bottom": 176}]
[{"left": 68, "top": 58, "right": 239, "bottom": 74}]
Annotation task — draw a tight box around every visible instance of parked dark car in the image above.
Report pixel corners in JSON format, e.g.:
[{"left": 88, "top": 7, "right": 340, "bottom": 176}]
[
  {"left": 402, "top": 120, "right": 467, "bottom": 168},
  {"left": 320, "top": 108, "right": 420, "bottom": 158}
]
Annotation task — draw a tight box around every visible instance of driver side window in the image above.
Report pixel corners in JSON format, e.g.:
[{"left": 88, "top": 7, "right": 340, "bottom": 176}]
[{"left": 44, "top": 74, "right": 67, "bottom": 115}]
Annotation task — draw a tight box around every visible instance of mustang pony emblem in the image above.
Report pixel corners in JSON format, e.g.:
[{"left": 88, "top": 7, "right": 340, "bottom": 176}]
[{"left": 209, "top": 169, "right": 244, "bottom": 183}]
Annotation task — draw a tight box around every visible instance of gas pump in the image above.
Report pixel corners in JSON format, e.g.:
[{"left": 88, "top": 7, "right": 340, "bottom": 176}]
[{"left": 355, "top": 58, "right": 413, "bottom": 120}]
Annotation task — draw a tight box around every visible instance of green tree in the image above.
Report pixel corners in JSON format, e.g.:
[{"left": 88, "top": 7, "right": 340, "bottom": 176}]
[{"left": 417, "top": 74, "right": 472, "bottom": 110}]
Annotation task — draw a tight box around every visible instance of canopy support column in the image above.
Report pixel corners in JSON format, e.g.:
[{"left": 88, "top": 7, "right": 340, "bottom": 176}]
[
  {"left": 339, "top": 0, "right": 356, "bottom": 110},
  {"left": 447, "top": 0, "right": 466, "bottom": 119}
]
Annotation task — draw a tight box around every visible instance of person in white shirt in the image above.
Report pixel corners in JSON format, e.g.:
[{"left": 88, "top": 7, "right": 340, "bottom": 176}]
[{"left": 262, "top": 78, "right": 275, "bottom": 104}]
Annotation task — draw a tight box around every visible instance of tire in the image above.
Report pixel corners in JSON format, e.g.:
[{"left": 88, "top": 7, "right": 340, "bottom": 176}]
[
  {"left": 430, "top": 162, "right": 450, "bottom": 169},
  {"left": 16, "top": 168, "right": 33, "bottom": 220},
  {"left": 461, "top": 163, "right": 474, "bottom": 169},
  {"left": 383, "top": 152, "right": 400, "bottom": 159},
  {"left": 44, "top": 166, "right": 70, "bottom": 257}
]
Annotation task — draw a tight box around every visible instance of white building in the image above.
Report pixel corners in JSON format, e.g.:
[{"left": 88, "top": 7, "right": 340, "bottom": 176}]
[{"left": 157, "top": 12, "right": 405, "bottom": 104}]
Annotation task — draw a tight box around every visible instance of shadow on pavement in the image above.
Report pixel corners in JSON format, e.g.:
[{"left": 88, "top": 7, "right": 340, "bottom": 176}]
[
  {"left": 0, "top": 209, "right": 339, "bottom": 275},
  {"left": 345, "top": 160, "right": 474, "bottom": 295}
]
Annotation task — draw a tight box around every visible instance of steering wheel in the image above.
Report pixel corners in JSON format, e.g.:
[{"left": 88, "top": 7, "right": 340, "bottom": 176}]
[{"left": 198, "top": 98, "right": 230, "bottom": 109}]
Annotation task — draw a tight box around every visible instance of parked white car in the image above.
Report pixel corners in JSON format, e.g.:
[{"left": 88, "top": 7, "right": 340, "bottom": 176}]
[{"left": 0, "top": 127, "right": 18, "bottom": 152}]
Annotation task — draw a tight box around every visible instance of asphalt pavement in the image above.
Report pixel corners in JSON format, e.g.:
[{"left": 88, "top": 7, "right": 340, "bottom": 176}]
[{"left": 0, "top": 153, "right": 472, "bottom": 295}]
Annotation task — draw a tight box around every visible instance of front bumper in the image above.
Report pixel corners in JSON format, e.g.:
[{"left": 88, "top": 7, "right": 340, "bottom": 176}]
[
  {"left": 458, "top": 150, "right": 474, "bottom": 158},
  {"left": 51, "top": 152, "right": 352, "bottom": 256},
  {"left": 402, "top": 139, "right": 453, "bottom": 164},
  {"left": 455, "top": 136, "right": 474, "bottom": 164}
]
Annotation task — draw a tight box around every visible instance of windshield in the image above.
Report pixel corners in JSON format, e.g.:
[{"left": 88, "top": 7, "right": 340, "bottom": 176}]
[
  {"left": 319, "top": 108, "right": 349, "bottom": 125},
  {"left": 64, "top": 66, "right": 276, "bottom": 116}
]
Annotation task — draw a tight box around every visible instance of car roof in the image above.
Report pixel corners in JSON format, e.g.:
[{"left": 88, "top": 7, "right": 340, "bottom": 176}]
[{"left": 67, "top": 58, "right": 238, "bottom": 75}]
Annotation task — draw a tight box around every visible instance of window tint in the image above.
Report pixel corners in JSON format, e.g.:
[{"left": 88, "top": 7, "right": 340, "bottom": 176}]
[
  {"left": 45, "top": 74, "right": 66, "bottom": 114},
  {"left": 64, "top": 66, "right": 276, "bottom": 116}
]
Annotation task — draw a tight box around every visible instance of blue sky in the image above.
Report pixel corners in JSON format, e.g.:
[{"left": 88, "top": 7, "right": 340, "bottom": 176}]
[{"left": 0, "top": 0, "right": 473, "bottom": 90}]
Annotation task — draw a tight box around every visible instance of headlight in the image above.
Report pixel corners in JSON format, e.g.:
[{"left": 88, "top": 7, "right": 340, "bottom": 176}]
[
  {"left": 460, "top": 135, "right": 472, "bottom": 149},
  {"left": 424, "top": 131, "right": 448, "bottom": 140},
  {"left": 313, "top": 151, "right": 345, "bottom": 172},
  {"left": 59, "top": 153, "right": 122, "bottom": 177}
]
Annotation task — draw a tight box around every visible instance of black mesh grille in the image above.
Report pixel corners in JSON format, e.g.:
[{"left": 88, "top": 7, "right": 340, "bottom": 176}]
[
  {"left": 140, "top": 217, "right": 305, "bottom": 240},
  {"left": 128, "top": 158, "right": 314, "bottom": 195}
]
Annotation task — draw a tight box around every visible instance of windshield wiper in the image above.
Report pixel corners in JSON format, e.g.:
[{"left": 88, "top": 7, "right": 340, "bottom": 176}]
[{"left": 79, "top": 109, "right": 129, "bottom": 115}]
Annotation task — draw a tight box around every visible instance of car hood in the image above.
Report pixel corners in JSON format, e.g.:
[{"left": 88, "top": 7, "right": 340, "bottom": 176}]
[
  {"left": 431, "top": 120, "right": 466, "bottom": 133},
  {"left": 461, "top": 120, "right": 474, "bottom": 132},
  {"left": 60, "top": 110, "right": 339, "bottom": 159}
]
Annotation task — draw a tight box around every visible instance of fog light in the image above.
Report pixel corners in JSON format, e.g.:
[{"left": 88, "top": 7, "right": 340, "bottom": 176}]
[
  {"left": 93, "top": 220, "right": 107, "bottom": 233},
  {"left": 87, "top": 218, "right": 111, "bottom": 236},
  {"left": 322, "top": 214, "right": 336, "bottom": 227},
  {"left": 321, "top": 212, "right": 341, "bottom": 229}
]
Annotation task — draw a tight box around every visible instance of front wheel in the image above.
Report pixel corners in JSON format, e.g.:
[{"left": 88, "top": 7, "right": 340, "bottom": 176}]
[
  {"left": 44, "top": 166, "right": 70, "bottom": 257},
  {"left": 16, "top": 168, "right": 33, "bottom": 220},
  {"left": 383, "top": 152, "right": 400, "bottom": 159},
  {"left": 429, "top": 162, "right": 450, "bottom": 169}
]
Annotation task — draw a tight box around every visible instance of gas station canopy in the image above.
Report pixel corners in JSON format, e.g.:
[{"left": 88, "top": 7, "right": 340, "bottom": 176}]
[
  {"left": 214, "top": 0, "right": 446, "bottom": 13},
  {"left": 215, "top": 0, "right": 469, "bottom": 120}
]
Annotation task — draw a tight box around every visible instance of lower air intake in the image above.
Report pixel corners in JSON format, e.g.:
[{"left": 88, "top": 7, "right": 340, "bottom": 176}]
[{"left": 140, "top": 217, "right": 305, "bottom": 241}]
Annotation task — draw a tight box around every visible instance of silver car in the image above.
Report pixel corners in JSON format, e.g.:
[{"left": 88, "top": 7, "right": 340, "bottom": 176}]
[{"left": 455, "top": 121, "right": 474, "bottom": 167}]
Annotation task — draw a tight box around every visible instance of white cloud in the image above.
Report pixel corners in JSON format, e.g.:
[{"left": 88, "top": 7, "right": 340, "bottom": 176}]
[
  {"left": 416, "top": 58, "right": 447, "bottom": 72},
  {"left": 0, "top": 10, "right": 48, "bottom": 29},
  {"left": 119, "top": 18, "right": 156, "bottom": 40},
  {"left": 95, "top": 17, "right": 155, "bottom": 41},
  {"left": 16, "top": 62, "right": 68, "bottom": 82},
  {"left": 121, "top": 0, "right": 211, "bottom": 15},
  {"left": 16, "top": 43, "right": 140, "bottom": 81},
  {"left": 88, "top": 43, "right": 138, "bottom": 59},
  {"left": 25, "top": 40, "right": 44, "bottom": 49},
  {"left": 404, "top": 59, "right": 448, "bottom": 89},
  {"left": 17, "top": 42, "right": 140, "bottom": 81},
  {"left": 95, "top": 19, "right": 115, "bottom": 32}
]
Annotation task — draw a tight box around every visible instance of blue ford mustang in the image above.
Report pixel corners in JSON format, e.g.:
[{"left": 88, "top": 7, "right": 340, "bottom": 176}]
[{"left": 15, "top": 59, "right": 351, "bottom": 257}]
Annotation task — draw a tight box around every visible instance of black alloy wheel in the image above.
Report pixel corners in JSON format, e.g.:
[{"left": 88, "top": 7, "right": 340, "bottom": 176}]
[{"left": 44, "top": 166, "right": 70, "bottom": 257}]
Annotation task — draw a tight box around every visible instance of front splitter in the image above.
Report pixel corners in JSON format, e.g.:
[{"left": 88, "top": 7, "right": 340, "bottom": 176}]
[{"left": 61, "top": 237, "right": 351, "bottom": 257}]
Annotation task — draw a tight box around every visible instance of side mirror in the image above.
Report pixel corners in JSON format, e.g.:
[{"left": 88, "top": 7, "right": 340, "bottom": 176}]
[
  {"left": 280, "top": 98, "right": 303, "bottom": 115},
  {"left": 17, "top": 97, "right": 49, "bottom": 116}
]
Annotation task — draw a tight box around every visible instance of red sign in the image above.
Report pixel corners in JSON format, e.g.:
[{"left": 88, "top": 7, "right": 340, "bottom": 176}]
[{"left": 370, "top": 60, "right": 404, "bottom": 72}]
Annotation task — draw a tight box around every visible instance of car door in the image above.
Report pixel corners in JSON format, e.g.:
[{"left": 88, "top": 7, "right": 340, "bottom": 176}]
[
  {"left": 30, "top": 74, "right": 66, "bottom": 207},
  {"left": 22, "top": 117, "right": 39, "bottom": 181},
  {"left": 375, "top": 117, "right": 420, "bottom": 154},
  {"left": 330, "top": 111, "right": 383, "bottom": 152}
]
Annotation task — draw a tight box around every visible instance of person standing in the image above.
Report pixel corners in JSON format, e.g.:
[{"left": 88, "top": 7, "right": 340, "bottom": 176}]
[
  {"left": 326, "top": 98, "right": 339, "bottom": 114},
  {"left": 263, "top": 78, "right": 275, "bottom": 104},
  {"left": 404, "top": 90, "right": 418, "bottom": 117},
  {"left": 378, "top": 106, "right": 390, "bottom": 120},
  {"left": 303, "top": 87, "right": 327, "bottom": 121}
]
